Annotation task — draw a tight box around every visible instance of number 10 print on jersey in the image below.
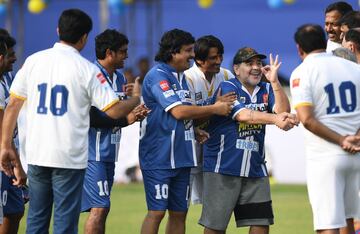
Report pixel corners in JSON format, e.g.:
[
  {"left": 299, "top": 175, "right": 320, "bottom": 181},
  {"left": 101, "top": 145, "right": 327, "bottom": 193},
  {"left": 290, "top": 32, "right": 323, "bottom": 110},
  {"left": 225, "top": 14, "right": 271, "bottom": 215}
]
[
  {"left": 37, "top": 83, "right": 69, "bottom": 116},
  {"left": 324, "top": 81, "right": 356, "bottom": 114}
]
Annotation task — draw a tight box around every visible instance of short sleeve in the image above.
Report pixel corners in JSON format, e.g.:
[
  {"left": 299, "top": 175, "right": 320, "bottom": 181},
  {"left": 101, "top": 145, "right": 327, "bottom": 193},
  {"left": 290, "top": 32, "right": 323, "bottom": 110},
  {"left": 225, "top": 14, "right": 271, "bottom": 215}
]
[
  {"left": 217, "top": 81, "right": 243, "bottom": 119},
  {"left": 149, "top": 72, "right": 182, "bottom": 112},
  {"left": 10, "top": 63, "right": 28, "bottom": 100},
  {"left": 87, "top": 65, "right": 119, "bottom": 112},
  {"left": 290, "top": 66, "right": 313, "bottom": 109}
]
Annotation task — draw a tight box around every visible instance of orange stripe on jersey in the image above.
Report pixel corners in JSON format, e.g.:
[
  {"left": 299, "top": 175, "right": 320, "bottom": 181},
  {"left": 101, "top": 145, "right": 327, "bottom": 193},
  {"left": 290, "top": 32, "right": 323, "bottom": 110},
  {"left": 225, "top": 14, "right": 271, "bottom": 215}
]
[
  {"left": 294, "top": 102, "right": 313, "bottom": 109},
  {"left": 10, "top": 92, "right": 27, "bottom": 101},
  {"left": 101, "top": 99, "right": 119, "bottom": 112}
]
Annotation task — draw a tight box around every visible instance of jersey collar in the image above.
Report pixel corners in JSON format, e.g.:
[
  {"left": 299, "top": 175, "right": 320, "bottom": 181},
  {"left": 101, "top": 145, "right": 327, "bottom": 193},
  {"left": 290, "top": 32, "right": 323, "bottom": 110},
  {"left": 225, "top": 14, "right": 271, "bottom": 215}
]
[
  {"left": 94, "top": 60, "right": 116, "bottom": 86},
  {"left": 53, "top": 42, "right": 80, "bottom": 54}
]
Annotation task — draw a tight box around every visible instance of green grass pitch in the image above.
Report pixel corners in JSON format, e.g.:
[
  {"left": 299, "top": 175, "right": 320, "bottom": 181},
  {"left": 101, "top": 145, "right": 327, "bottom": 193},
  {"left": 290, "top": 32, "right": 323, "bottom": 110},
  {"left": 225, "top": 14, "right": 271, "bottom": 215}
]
[{"left": 18, "top": 183, "right": 313, "bottom": 233}]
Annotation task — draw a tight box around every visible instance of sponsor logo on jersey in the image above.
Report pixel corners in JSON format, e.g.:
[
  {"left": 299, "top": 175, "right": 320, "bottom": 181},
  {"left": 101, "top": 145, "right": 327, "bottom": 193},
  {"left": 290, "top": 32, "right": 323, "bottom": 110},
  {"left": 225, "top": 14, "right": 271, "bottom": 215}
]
[
  {"left": 111, "top": 132, "right": 121, "bottom": 144},
  {"left": 263, "top": 94, "right": 268, "bottom": 103},
  {"left": 247, "top": 103, "right": 267, "bottom": 111},
  {"left": 195, "top": 92, "right": 202, "bottom": 101},
  {"left": 236, "top": 139, "right": 259, "bottom": 152},
  {"left": 292, "top": 78, "right": 300, "bottom": 88},
  {"left": 160, "top": 80, "right": 170, "bottom": 91},
  {"left": 163, "top": 90, "right": 175, "bottom": 98},
  {"left": 96, "top": 73, "right": 107, "bottom": 84}
]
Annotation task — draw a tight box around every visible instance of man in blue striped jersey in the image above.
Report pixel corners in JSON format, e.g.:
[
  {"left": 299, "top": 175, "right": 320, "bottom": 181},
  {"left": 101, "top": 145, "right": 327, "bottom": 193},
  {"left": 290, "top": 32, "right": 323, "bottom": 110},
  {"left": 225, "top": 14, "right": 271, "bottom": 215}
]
[
  {"left": 199, "top": 47, "right": 298, "bottom": 234},
  {"left": 0, "top": 30, "right": 26, "bottom": 234},
  {"left": 139, "top": 29, "right": 234, "bottom": 234},
  {"left": 81, "top": 29, "right": 148, "bottom": 234}
]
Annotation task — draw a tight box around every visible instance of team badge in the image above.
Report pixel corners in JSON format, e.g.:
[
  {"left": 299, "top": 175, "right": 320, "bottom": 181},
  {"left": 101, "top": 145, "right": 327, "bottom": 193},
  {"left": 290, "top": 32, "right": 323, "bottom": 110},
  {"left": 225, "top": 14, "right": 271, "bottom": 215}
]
[
  {"left": 263, "top": 94, "right": 268, "bottom": 103},
  {"left": 159, "top": 80, "right": 170, "bottom": 91},
  {"left": 195, "top": 92, "right": 202, "bottom": 101},
  {"left": 292, "top": 78, "right": 300, "bottom": 88},
  {"left": 96, "top": 73, "right": 106, "bottom": 84},
  {"left": 172, "top": 84, "right": 177, "bottom": 90},
  {"left": 239, "top": 96, "right": 246, "bottom": 103}
]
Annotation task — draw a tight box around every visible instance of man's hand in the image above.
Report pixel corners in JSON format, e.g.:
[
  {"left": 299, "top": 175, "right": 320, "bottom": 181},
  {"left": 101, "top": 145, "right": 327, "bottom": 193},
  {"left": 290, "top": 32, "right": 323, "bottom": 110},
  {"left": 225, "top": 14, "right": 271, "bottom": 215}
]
[
  {"left": 213, "top": 99, "right": 232, "bottom": 116},
  {"left": 216, "top": 89, "right": 237, "bottom": 103},
  {"left": 131, "top": 77, "right": 141, "bottom": 98},
  {"left": 12, "top": 165, "right": 27, "bottom": 187},
  {"left": 195, "top": 127, "right": 210, "bottom": 144},
  {"left": 127, "top": 104, "right": 151, "bottom": 124},
  {"left": 124, "top": 83, "right": 134, "bottom": 97},
  {"left": 0, "top": 147, "right": 17, "bottom": 177},
  {"left": 261, "top": 54, "right": 281, "bottom": 83},
  {"left": 212, "top": 89, "right": 236, "bottom": 116},
  {"left": 340, "top": 135, "right": 360, "bottom": 154},
  {"left": 274, "top": 112, "right": 299, "bottom": 131}
]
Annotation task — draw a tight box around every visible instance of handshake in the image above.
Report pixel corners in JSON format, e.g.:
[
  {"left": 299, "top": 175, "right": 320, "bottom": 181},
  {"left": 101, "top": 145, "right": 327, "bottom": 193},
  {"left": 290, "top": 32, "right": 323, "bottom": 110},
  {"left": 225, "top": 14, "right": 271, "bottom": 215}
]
[{"left": 274, "top": 112, "right": 299, "bottom": 131}]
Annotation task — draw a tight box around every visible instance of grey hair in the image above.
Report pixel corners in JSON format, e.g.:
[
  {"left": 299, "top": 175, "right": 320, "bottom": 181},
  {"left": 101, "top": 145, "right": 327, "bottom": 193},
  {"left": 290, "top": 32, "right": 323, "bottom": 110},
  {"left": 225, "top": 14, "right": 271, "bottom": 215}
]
[{"left": 332, "top": 47, "right": 358, "bottom": 63}]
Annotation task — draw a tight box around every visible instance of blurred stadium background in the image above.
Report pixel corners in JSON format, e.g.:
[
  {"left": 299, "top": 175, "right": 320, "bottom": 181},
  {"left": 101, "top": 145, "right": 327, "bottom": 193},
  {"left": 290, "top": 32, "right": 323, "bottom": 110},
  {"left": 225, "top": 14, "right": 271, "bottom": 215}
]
[
  {"left": 0, "top": 0, "right": 358, "bottom": 79},
  {"left": 1, "top": 1, "right": 359, "bottom": 232}
]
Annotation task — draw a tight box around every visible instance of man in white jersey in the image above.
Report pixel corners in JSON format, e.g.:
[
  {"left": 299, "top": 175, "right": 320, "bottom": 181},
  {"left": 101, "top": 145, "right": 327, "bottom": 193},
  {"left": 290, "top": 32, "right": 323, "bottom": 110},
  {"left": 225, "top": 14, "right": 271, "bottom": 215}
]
[
  {"left": 290, "top": 24, "right": 360, "bottom": 234},
  {"left": 184, "top": 35, "right": 234, "bottom": 204},
  {"left": 0, "top": 9, "right": 140, "bottom": 234},
  {"left": 324, "top": 1, "right": 353, "bottom": 53}
]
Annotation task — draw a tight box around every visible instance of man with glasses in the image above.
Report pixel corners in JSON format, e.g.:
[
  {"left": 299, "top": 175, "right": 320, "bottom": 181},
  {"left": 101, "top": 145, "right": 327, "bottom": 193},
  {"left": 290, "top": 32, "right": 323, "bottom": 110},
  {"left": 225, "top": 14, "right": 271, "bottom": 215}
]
[{"left": 81, "top": 29, "right": 148, "bottom": 234}]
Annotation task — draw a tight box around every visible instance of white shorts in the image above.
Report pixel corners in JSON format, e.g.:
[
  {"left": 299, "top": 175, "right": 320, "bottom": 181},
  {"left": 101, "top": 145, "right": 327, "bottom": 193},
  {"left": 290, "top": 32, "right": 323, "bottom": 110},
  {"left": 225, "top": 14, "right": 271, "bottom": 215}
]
[
  {"left": 307, "top": 154, "right": 360, "bottom": 230},
  {"left": 189, "top": 165, "right": 203, "bottom": 205}
]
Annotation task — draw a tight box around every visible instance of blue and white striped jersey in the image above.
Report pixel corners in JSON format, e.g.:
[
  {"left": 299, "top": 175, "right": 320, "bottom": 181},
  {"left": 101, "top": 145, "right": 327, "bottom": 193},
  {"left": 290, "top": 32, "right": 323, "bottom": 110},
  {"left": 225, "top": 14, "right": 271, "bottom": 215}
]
[
  {"left": 203, "top": 78, "right": 275, "bottom": 177},
  {"left": 88, "top": 60, "right": 127, "bottom": 162},
  {"left": 0, "top": 72, "right": 19, "bottom": 148},
  {"left": 139, "top": 62, "right": 197, "bottom": 170},
  {"left": 0, "top": 72, "right": 13, "bottom": 110}
]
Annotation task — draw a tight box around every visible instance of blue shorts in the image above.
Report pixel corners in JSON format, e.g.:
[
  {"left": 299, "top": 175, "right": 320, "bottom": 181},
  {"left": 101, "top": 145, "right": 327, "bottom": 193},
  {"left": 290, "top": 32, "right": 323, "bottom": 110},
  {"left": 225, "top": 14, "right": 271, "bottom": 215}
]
[
  {"left": 142, "top": 168, "right": 191, "bottom": 212},
  {"left": 1, "top": 172, "right": 25, "bottom": 215},
  {"left": 81, "top": 161, "right": 115, "bottom": 212}
]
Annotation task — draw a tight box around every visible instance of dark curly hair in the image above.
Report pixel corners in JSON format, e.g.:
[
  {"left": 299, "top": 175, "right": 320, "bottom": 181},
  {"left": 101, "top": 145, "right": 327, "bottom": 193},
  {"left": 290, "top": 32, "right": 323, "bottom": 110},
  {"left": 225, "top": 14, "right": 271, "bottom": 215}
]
[{"left": 155, "top": 29, "right": 194, "bottom": 63}]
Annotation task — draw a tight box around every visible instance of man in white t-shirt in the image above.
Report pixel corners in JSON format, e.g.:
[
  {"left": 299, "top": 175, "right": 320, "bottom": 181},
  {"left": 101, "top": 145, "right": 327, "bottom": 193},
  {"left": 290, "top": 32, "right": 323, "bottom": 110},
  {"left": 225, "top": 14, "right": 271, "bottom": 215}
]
[
  {"left": 290, "top": 24, "right": 360, "bottom": 234},
  {"left": 0, "top": 9, "right": 140, "bottom": 234},
  {"left": 324, "top": 1, "right": 353, "bottom": 53},
  {"left": 184, "top": 35, "right": 234, "bottom": 205}
]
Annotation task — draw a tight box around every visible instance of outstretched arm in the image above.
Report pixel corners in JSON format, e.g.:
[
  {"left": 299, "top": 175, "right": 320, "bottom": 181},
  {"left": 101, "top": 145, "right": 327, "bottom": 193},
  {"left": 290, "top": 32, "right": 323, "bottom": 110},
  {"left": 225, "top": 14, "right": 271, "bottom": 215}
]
[{"left": 235, "top": 108, "right": 298, "bottom": 131}]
